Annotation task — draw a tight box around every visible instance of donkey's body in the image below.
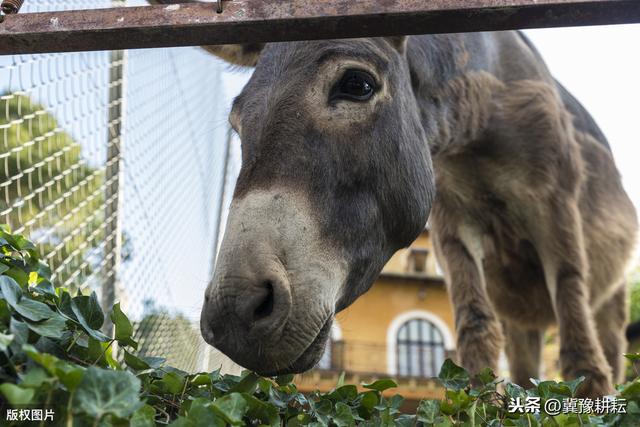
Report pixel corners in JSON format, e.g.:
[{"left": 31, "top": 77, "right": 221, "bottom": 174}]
[
  {"left": 151, "top": 0, "right": 637, "bottom": 397},
  {"left": 414, "top": 32, "right": 637, "bottom": 396}
]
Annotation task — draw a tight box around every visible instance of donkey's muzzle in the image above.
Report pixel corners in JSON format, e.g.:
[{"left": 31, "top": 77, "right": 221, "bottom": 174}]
[
  {"left": 199, "top": 190, "right": 344, "bottom": 374},
  {"left": 200, "top": 254, "right": 293, "bottom": 371}
]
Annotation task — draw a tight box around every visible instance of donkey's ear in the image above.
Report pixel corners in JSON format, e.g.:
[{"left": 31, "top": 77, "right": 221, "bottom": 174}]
[
  {"left": 384, "top": 36, "right": 407, "bottom": 54},
  {"left": 147, "top": 0, "right": 264, "bottom": 67},
  {"left": 201, "top": 44, "right": 265, "bottom": 68}
]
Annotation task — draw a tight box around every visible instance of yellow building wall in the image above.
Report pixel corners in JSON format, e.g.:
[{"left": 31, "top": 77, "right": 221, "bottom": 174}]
[
  {"left": 382, "top": 232, "right": 438, "bottom": 275},
  {"left": 336, "top": 278, "right": 454, "bottom": 374}
]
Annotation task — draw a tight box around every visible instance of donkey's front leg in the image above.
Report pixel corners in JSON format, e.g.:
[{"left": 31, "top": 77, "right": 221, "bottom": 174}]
[
  {"left": 542, "top": 205, "right": 612, "bottom": 397},
  {"left": 439, "top": 236, "right": 504, "bottom": 375}
]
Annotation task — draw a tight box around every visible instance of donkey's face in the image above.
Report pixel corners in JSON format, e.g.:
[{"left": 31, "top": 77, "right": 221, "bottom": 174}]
[{"left": 201, "top": 37, "right": 434, "bottom": 375}]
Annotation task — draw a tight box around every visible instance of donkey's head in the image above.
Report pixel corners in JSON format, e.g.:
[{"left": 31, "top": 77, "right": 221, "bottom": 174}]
[{"left": 201, "top": 37, "right": 434, "bottom": 375}]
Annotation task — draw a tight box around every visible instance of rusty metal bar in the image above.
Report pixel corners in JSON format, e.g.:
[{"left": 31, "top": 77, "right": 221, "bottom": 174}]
[{"left": 1, "top": 0, "right": 639, "bottom": 55}]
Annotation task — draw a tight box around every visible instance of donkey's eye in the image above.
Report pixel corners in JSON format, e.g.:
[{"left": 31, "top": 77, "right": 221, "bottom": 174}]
[{"left": 330, "top": 70, "right": 376, "bottom": 102}]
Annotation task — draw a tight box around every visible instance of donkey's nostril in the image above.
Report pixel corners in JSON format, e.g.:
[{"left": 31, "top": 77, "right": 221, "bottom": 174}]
[
  {"left": 253, "top": 281, "right": 274, "bottom": 321},
  {"left": 232, "top": 274, "right": 290, "bottom": 333}
]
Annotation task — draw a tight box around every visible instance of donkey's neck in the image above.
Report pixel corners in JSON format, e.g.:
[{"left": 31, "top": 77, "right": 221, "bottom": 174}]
[{"left": 406, "top": 32, "right": 532, "bottom": 156}]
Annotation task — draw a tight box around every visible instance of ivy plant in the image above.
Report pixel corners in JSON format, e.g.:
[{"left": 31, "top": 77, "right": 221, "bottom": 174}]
[{"left": 1, "top": 225, "right": 640, "bottom": 426}]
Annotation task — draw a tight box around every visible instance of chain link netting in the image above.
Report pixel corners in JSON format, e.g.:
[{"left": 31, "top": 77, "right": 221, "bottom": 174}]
[{"left": 0, "top": 0, "right": 239, "bottom": 372}]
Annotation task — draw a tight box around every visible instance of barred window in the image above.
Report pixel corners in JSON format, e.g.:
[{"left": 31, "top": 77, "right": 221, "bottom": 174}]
[{"left": 396, "top": 318, "right": 445, "bottom": 377}]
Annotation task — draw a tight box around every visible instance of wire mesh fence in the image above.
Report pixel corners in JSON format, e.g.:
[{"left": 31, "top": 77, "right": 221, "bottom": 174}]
[{"left": 0, "top": 0, "right": 240, "bottom": 372}]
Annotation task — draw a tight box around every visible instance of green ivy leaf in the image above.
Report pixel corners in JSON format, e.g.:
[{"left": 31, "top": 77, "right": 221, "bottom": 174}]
[
  {"left": 532, "top": 379, "right": 572, "bottom": 399},
  {"left": 0, "top": 299, "right": 10, "bottom": 323},
  {"left": 619, "top": 379, "right": 640, "bottom": 400},
  {"left": 124, "top": 350, "right": 151, "bottom": 371},
  {"left": 159, "top": 371, "right": 186, "bottom": 395},
  {"left": 141, "top": 356, "right": 165, "bottom": 369},
  {"left": 130, "top": 404, "right": 157, "bottom": 427},
  {"left": 177, "top": 399, "right": 226, "bottom": 427},
  {"left": 24, "top": 345, "right": 85, "bottom": 391},
  {"left": 360, "top": 390, "right": 379, "bottom": 411},
  {"left": 191, "top": 373, "right": 212, "bottom": 386},
  {"left": 73, "top": 292, "right": 103, "bottom": 330},
  {"left": 10, "top": 318, "right": 30, "bottom": 346},
  {"left": 332, "top": 402, "right": 356, "bottom": 427},
  {"left": 73, "top": 367, "right": 142, "bottom": 419},
  {"left": 13, "top": 234, "right": 36, "bottom": 251},
  {"left": 442, "top": 389, "right": 472, "bottom": 414},
  {"left": 19, "top": 366, "right": 53, "bottom": 388},
  {"left": 438, "top": 359, "right": 470, "bottom": 391},
  {"left": 565, "top": 376, "right": 586, "bottom": 397},
  {"left": 3, "top": 266, "right": 30, "bottom": 288},
  {"left": 23, "top": 344, "right": 59, "bottom": 372},
  {"left": 230, "top": 371, "right": 260, "bottom": 394},
  {"left": 36, "top": 261, "right": 52, "bottom": 281},
  {"left": 476, "top": 367, "right": 497, "bottom": 385},
  {"left": 505, "top": 382, "right": 528, "bottom": 406},
  {"left": 242, "top": 393, "right": 280, "bottom": 426},
  {"left": 211, "top": 393, "right": 248, "bottom": 426},
  {"left": 268, "top": 386, "right": 290, "bottom": 409},
  {"left": 0, "top": 332, "right": 13, "bottom": 352},
  {"left": 14, "top": 297, "right": 57, "bottom": 322},
  {"left": 33, "top": 280, "right": 56, "bottom": 298},
  {"left": 71, "top": 293, "right": 108, "bottom": 342},
  {"left": 110, "top": 302, "right": 137, "bottom": 349},
  {"left": 388, "top": 394, "right": 404, "bottom": 412},
  {"left": 0, "top": 383, "right": 35, "bottom": 405},
  {"left": 329, "top": 385, "right": 358, "bottom": 402},
  {"left": 0, "top": 275, "right": 22, "bottom": 306},
  {"left": 87, "top": 336, "right": 104, "bottom": 364},
  {"left": 54, "top": 361, "right": 86, "bottom": 392},
  {"left": 58, "top": 292, "right": 78, "bottom": 321},
  {"left": 395, "top": 414, "right": 418, "bottom": 426},
  {"left": 363, "top": 379, "right": 398, "bottom": 392},
  {"left": 275, "top": 373, "right": 294, "bottom": 386},
  {"left": 417, "top": 399, "right": 440, "bottom": 423},
  {"left": 336, "top": 372, "right": 346, "bottom": 388},
  {"left": 24, "top": 314, "right": 67, "bottom": 338}
]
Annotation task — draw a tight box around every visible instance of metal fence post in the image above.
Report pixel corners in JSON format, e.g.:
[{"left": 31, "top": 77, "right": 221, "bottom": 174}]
[
  {"left": 197, "top": 126, "right": 233, "bottom": 372},
  {"left": 101, "top": 47, "right": 125, "bottom": 336},
  {"left": 211, "top": 126, "right": 233, "bottom": 268}
]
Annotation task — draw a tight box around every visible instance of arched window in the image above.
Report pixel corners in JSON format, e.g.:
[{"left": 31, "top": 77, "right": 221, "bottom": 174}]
[{"left": 395, "top": 318, "right": 446, "bottom": 377}]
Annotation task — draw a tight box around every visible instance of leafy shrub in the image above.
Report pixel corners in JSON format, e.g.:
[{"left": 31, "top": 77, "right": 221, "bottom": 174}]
[{"left": 1, "top": 225, "right": 640, "bottom": 426}]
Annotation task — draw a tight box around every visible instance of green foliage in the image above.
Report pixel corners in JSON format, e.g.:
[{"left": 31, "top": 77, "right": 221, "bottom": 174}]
[{"left": 1, "top": 227, "right": 640, "bottom": 426}]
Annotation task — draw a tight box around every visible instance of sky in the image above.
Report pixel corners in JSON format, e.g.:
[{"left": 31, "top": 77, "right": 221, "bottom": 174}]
[{"left": 220, "top": 24, "right": 640, "bottom": 266}]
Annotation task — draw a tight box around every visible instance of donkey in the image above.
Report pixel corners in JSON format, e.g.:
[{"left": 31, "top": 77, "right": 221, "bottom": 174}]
[{"left": 151, "top": 0, "right": 638, "bottom": 398}]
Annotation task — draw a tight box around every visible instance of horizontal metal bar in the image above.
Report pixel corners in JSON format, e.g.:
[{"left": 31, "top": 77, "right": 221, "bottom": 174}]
[{"left": 1, "top": 0, "right": 639, "bottom": 55}]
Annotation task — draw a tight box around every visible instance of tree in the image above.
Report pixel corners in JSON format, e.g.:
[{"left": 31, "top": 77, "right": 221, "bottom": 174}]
[{"left": 0, "top": 93, "right": 105, "bottom": 289}]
